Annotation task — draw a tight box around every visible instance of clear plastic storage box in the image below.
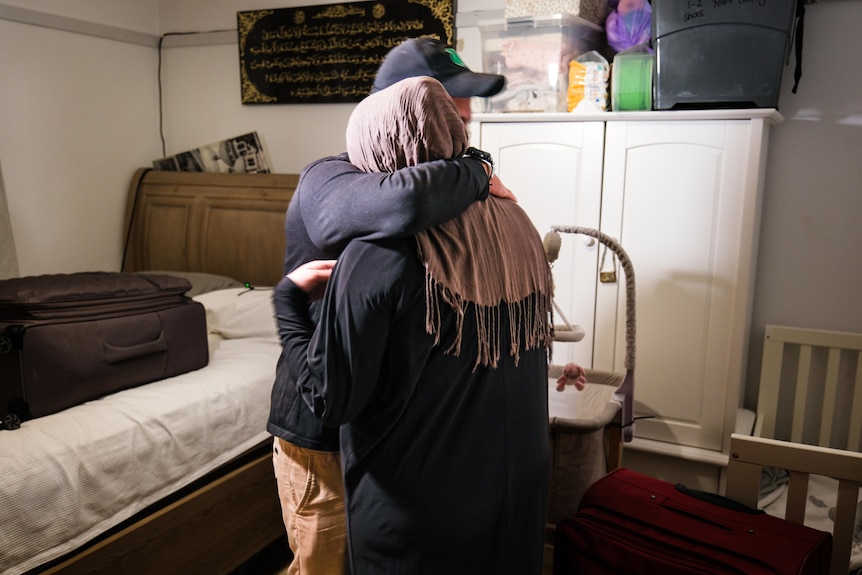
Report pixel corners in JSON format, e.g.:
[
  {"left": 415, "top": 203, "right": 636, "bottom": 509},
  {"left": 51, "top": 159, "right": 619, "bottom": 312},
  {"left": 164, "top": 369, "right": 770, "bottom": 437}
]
[
  {"left": 480, "top": 15, "right": 609, "bottom": 113},
  {"left": 503, "top": 0, "right": 612, "bottom": 26}
]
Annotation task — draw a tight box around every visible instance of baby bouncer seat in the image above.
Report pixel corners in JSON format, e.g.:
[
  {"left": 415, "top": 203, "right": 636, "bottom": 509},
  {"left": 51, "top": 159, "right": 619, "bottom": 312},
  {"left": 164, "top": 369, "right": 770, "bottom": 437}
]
[{"left": 543, "top": 225, "right": 636, "bottom": 529}]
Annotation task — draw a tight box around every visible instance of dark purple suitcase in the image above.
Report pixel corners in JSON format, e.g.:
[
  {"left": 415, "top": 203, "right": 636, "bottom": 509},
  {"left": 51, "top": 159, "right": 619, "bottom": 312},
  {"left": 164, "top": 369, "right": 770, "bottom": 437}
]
[
  {"left": 554, "top": 467, "right": 832, "bottom": 574},
  {"left": 0, "top": 272, "right": 208, "bottom": 429}
]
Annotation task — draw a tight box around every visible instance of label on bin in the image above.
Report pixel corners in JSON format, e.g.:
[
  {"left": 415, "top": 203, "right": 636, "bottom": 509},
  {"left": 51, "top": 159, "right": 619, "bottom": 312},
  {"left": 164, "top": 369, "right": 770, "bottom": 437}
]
[{"left": 654, "top": 1, "right": 796, "bottom": 37}]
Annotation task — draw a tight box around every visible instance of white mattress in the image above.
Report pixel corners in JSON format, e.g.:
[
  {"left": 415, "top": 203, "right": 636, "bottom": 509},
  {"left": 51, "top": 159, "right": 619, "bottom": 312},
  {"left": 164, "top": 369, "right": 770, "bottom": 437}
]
[{"left": 0, "top": 288, "right": 281, "bottom": 575}]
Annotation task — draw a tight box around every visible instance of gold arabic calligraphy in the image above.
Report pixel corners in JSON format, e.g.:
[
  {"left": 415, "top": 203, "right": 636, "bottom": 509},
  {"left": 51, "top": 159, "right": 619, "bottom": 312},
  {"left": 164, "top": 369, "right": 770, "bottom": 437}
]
[{"left": 238, "top": 1, "right": 453, "bottom": 103}]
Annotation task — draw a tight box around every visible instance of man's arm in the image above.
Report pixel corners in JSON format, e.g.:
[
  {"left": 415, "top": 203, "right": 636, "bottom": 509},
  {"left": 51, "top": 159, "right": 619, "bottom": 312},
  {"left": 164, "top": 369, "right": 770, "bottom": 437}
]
[{"left": 298, "top": 153, "right": 490, "bottom": 252}]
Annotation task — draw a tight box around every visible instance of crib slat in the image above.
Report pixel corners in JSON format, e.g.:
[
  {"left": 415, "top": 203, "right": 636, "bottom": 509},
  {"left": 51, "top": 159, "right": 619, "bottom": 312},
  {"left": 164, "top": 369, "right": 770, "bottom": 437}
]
[
  {"left": 755, "top": 334, "right": 784, "bottom": 438},
  {"left": 832, "top": 478, "right": 859, "bottom": 575},
  {"left": 791, "top": 345, "right": 812, "bottom": 444},
  {"left": 784, "top": 470, "right": 809, "bottom": 525},
  {"left": 818, "top": 347, "right": 841, "bottom": 447}
]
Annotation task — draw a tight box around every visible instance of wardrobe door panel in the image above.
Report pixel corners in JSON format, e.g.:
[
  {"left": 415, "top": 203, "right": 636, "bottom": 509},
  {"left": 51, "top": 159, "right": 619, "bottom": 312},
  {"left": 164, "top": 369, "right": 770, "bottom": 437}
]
[{"left": 599, "top": 120, "right": 761, "bottom": 451}]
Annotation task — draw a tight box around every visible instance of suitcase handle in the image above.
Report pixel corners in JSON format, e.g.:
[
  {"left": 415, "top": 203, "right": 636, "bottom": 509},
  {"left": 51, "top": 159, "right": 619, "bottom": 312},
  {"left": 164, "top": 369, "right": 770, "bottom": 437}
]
[
  {"left": 674, "top": 483, "right": 764, "bottom": 515},
  {"left": 104, "top": 333, "right": 168, "bottom": 364}
]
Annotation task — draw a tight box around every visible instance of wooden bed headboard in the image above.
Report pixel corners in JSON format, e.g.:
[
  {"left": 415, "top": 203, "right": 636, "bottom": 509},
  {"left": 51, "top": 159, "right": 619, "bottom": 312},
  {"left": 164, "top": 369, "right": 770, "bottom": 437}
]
[{"left": 121, "top": 168, "right": 298, "bottom": 287}]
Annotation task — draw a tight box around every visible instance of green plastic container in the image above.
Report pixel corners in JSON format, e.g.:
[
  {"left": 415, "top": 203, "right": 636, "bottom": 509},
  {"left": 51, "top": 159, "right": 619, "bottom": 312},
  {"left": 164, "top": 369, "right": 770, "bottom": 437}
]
[{"left": 611, "top": 52, "right": 653, "bottom": 111}]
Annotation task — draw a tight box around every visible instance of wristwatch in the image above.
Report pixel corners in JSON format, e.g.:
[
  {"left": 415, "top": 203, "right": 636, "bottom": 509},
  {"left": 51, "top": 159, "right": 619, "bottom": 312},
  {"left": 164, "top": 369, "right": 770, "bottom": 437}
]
[{"left": 463, "top": 147, "right": 494, "bottom": 181}]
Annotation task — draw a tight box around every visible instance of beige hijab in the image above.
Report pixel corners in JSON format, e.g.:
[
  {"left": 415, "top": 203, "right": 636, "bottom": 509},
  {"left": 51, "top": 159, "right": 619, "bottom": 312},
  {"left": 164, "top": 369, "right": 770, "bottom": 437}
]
[{"left": 346, "top": 76, "right": 552, "bottom": 368}]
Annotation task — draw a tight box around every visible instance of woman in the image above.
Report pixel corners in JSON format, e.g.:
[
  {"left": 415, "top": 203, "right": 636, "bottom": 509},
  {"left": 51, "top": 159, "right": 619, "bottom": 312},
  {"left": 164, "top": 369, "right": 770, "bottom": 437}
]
[{"left": 280, "top": 76, "right": 556, "bottom": 574}]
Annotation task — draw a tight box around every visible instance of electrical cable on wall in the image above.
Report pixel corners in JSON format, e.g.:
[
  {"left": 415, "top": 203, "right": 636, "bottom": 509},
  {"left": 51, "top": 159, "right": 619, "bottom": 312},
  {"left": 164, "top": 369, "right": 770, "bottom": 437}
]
[{"left": 126, "top": 28, "right": 235, "bottom": 271}]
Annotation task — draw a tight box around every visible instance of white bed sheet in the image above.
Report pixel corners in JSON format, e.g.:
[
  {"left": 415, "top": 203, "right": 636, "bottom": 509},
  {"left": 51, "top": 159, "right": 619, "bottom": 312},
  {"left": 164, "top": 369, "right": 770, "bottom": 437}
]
[{"left": 0, "top": 288, "right": 281, "bottom": 575}]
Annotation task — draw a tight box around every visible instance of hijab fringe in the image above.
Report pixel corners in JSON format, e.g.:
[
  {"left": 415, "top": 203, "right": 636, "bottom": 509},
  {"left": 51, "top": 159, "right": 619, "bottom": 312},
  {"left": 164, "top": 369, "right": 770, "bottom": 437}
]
[{"left": 424, "top": 271, "right": 553, "bottom": 370}]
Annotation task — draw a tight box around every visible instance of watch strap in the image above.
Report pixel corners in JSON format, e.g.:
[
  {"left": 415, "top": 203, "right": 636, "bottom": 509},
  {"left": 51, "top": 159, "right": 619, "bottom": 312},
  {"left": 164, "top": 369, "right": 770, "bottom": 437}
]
[{"left": 463, "top": 147, "right": 494, "bottom": 181}]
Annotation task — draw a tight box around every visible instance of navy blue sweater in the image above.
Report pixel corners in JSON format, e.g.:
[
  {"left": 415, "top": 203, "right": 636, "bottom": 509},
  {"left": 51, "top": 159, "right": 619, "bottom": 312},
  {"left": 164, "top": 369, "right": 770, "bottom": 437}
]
[{"left": 268, "top": 152, "right": 489, "bottom": 451}]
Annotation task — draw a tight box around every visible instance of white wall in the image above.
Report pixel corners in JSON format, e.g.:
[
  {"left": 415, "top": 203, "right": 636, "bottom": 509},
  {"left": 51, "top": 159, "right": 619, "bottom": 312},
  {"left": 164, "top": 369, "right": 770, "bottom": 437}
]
[
  {"left": 159, "top": 42, "right": 355, "bottom": 174},
  {"left": 743, "top": 0, "right": 862, "bottom": 405},
  {"left": 1, "top": 0, "right": 860, "bottom": 408},
  {"left": 0, "top": 1, "right": 161, "bottom": 276},
  {"left": 158, "top": 0, "right": 355, "bottom": 173},
  {"left": 155, "top": 0, "right": 498, "bottom": 173},
  {"left": 0, "top": 0, "right": 159, "bottom": 33}
]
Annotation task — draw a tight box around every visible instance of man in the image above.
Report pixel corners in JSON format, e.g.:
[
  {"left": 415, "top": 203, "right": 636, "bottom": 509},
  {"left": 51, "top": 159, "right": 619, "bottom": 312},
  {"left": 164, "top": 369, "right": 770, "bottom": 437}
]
[
  {"left": 369, "top": 37, "right": 515, "bottom": 200},
  {"left": 268, "top": 38, "right": 509, "bottom": 574},
  {"left": 281, "top": 76, "right": 554, "bottom": 574}
]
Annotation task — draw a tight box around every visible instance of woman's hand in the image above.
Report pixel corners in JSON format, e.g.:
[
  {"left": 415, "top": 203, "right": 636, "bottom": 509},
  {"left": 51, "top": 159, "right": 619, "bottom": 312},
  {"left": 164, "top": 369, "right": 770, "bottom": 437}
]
[{"left": 286, "top": 260, "right": 337, "bottom": 301}]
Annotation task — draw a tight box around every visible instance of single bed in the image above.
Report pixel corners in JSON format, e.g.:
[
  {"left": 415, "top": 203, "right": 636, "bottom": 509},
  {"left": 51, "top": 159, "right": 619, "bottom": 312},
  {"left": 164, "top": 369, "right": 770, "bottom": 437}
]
[
  {"left": 728, "top": 324, "right": 862, "bottom": 575},
  {"left": 1, "top": 168, "right": 298, "bottom": 575}
]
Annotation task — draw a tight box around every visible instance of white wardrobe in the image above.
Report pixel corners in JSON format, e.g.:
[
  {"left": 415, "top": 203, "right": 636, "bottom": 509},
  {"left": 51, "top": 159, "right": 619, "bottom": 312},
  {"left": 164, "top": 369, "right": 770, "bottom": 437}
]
[{"left": 471, "top": 109, "right": 782, "bottom": 488}]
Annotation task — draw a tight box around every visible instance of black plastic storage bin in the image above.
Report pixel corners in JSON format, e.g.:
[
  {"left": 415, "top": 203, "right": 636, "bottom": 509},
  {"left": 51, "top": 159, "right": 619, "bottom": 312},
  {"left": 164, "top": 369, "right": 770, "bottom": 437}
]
[{"left": 653, "top": 1, "right": 797, "bottom": 110}]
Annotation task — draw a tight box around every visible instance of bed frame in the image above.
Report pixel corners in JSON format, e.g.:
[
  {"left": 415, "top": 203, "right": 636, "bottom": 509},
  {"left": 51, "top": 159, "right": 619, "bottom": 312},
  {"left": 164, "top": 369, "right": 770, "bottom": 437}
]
[
  {"left": 122, "top": 168, "right": 298, "bottom": 287},
  {"left": 34, "top": 168, "right": 298, "bottom": 575}
]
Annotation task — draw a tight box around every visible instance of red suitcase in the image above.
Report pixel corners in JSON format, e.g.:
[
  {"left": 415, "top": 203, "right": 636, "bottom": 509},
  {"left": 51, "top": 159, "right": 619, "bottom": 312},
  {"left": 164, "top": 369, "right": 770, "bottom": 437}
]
[
  {"left": 554, "top": 467, "right": 831, "bottom": 574},
  {"left": 0, "top": 272, "right": 208, "bottom": 429}
]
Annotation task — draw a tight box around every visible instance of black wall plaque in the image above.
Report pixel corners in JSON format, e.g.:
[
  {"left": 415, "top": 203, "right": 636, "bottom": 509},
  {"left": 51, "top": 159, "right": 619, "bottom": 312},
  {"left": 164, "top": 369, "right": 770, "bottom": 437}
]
[{"left": 238, "top": 1, "right": 455, "bottom": 104}]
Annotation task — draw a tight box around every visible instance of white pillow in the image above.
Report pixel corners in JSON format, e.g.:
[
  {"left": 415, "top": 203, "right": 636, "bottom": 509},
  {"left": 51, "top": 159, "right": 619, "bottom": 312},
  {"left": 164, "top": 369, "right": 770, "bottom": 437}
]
[{"left": 193, "top": 287, "right": 278, "bottom": 340}]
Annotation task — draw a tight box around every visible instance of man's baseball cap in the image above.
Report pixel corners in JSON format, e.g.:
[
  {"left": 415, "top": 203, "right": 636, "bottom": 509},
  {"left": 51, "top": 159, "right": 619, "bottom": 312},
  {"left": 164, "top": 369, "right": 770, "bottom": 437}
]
[{"left": 371, "top": 37, "right": 505, "bottom": 98}]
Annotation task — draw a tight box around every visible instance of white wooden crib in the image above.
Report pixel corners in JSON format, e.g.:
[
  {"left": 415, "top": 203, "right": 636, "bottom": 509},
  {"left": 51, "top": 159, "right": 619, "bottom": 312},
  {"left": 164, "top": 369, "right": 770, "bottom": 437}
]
[{"left": 726, "top": 325, "right": 862, "bottom": 575}]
